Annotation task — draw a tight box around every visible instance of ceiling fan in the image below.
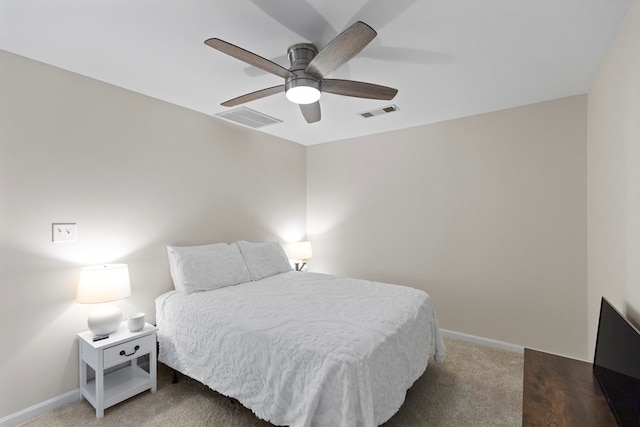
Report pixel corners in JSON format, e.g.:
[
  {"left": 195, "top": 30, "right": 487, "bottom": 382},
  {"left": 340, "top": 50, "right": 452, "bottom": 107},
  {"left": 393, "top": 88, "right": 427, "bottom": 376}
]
[{"left": 204, "top": 21, "right": 398, "bottom": 124}]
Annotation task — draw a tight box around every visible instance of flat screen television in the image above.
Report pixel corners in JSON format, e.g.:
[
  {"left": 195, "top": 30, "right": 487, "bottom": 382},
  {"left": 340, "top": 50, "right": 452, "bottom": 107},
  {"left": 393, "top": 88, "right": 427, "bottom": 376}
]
[{"left": 593, "top": 297, "right": 640, "bottom": 427}]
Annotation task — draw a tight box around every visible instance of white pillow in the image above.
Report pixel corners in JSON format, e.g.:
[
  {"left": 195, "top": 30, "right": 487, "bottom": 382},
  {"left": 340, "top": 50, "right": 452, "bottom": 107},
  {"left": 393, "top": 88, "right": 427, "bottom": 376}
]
[
  {"left": 234, "top": 241, "right": 292, "bottom": 281},
  {"left": 166, "top": 243, "right": 251, "bottom": 294}
]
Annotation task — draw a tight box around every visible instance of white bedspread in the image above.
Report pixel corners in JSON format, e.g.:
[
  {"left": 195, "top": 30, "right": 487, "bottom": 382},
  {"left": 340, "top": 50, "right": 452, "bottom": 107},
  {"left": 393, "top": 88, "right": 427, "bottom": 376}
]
[{"left": 156, "top": 271, "right": 445, "bottom": 427}]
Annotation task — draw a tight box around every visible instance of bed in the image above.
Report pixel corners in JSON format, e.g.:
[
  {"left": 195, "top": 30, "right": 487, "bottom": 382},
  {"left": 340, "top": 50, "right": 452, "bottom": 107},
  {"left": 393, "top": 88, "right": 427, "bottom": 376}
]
[{"left": 156, "top": 241, "right": 445, "bottom": 427}]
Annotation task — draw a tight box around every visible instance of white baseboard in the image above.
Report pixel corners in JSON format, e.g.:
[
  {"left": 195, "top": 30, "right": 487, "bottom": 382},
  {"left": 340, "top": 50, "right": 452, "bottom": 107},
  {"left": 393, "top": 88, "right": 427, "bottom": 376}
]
[
  {"left": 0, "top": 389, "right": 80, "bottom": 427},
  {"left": 440, "top": 328, "right": 525, "bottom": 354}
]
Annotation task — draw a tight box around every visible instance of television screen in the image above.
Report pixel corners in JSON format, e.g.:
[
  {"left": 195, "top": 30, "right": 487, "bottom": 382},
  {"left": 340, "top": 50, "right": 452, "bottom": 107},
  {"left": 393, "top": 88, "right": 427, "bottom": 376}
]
[{"left": 593, "top": 298, "right": 640, "bottom": 427}]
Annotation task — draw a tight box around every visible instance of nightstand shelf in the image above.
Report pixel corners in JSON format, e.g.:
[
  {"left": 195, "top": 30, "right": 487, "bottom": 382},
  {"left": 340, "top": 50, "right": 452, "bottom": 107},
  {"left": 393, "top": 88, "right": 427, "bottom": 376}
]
[
  {"left": 78, "top": 322, "right": 157, "bottom": 418},
  {"left": 82, "top": 364, "right": 151, "bottom": 409}
]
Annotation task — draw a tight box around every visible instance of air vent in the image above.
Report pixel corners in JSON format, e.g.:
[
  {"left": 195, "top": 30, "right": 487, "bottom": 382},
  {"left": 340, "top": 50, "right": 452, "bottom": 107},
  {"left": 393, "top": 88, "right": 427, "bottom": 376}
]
[
  {"left": 216, "top": 107, "right": 282, "bottom": 129},
  {"left": 358, "top": 104, "right": 400, "bottom": 119}
]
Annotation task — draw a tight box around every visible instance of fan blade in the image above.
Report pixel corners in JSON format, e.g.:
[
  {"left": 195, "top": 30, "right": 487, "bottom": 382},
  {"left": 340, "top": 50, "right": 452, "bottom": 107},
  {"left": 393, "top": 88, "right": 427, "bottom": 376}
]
[
  {"left": 204, "top": 38, "right": 294, "bottom": 80},
  {"left": 300, "top": 102, "right": 321, "bottom": 123},
  {"left": 322, "top": 79, "right": 397, "bottom": 100},
  {"left": 221, "top": 85, "right": 285, "bottom": 107},
  {"left": 306, "top": 21, "right": 376, "bottom": 78},
  {"left": 244, "top": 54, "right": 288, "bottom": 77}
]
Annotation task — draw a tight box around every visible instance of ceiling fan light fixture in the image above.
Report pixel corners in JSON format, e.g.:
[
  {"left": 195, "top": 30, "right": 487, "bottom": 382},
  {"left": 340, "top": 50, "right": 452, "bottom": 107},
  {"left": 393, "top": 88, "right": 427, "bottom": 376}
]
[{"left": 285, "top": 78, "right": 321, "bottom": 104}]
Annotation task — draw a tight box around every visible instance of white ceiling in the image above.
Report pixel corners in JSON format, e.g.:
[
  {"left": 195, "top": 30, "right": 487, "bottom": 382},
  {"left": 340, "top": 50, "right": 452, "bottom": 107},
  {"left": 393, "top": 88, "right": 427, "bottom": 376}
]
[{"left": 0, "top": 0, "right": 633, "bottom": 145}]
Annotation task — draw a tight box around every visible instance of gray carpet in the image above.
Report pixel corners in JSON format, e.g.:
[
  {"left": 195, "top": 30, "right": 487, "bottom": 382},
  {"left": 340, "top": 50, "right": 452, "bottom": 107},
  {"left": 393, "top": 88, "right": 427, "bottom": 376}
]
[{"left": 20, "top": 338, "right": 523, "bottom": 426}]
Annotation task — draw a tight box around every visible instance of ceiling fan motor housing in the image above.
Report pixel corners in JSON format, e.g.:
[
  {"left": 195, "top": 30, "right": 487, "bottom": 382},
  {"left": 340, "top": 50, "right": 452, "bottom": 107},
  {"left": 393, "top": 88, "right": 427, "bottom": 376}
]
[
  {"left": 285, "top": 44, "right": 321, "bottom": 103},
  {"left": 287, "top": 43, "right": 317, "bottom": 67}
]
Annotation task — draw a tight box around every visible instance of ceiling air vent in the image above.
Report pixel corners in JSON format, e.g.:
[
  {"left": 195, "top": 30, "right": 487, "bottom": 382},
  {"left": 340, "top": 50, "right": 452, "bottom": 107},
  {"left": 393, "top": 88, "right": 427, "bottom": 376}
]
[
  {"left": 215, "top": 107, "right": 282, "bottom": 129},
  {"left": 358, "top": 104, "right": 400, "bottom": 119}
]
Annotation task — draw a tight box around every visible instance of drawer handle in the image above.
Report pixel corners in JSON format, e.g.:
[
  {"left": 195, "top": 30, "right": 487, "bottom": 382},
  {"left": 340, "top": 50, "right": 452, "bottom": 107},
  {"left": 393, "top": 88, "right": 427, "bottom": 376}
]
[{"left": 119, "top": 345, "right": 140, "bottom": 357}]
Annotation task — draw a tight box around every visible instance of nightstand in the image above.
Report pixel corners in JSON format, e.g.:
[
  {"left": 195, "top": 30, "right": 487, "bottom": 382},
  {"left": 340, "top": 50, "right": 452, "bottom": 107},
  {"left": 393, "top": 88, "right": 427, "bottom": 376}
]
[{"left": 77, "top": 322, "right": 157, "bottom": 418}]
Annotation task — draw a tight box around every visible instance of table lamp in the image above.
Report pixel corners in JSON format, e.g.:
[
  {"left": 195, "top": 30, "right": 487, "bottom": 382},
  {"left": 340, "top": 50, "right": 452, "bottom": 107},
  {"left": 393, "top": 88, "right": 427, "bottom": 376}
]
[
  {"left": 286, "top": 241, "right": 313, "bottom": 271},
  {"left": 77, "top": 264, "right": 131, "bottom": 338}
]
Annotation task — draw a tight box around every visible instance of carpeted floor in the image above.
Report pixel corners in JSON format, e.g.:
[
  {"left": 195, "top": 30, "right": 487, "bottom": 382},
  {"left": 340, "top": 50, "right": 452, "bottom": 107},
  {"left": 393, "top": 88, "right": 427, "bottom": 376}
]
[{"left": 19, "top": 337, "right": 523, "bottom": 426}]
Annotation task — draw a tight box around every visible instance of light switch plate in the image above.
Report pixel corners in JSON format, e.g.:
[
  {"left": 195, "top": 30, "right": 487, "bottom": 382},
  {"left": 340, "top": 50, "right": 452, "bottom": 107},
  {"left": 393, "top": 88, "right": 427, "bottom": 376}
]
[{"left": 52, "top": 223, "right": 77, "bottom": 242}]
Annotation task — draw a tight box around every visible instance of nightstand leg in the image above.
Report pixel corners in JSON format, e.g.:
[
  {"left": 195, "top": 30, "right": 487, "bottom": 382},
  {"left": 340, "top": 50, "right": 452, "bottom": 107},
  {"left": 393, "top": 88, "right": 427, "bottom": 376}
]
[
  {"left": 150, "top": 349, "right": 157, "bottom": 393},
  {"left": 79, "top": 355, "right": 87, "bottom": 390},
  {"left": 96, "top": 355, "right": 104, "bottom": 418}
]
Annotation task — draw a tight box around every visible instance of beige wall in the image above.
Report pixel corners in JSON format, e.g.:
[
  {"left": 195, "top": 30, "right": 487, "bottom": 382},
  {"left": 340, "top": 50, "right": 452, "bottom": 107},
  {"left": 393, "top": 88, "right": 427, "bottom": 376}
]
[
  {"left": 588, "top": 0, "right": 640, "bottom": 358},
  {"left": 0, "top": 50, "right": 306, "bottom": 418},
  {"left": 307, "top": 96, "right": 588, "bottom": 359}
]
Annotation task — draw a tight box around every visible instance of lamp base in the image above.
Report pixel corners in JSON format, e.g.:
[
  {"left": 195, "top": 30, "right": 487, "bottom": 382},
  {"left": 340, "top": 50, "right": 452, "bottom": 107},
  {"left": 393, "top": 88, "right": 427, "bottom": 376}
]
[{"left": 87, "top": 304, "right": 122, "bottom": 336}]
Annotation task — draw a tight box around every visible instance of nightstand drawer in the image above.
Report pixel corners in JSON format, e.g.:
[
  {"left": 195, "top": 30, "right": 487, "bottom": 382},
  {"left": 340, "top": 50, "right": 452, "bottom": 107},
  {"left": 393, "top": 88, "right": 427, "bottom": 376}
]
[{"left": 103, "top": 334, "right": 155, "bottom": 369}]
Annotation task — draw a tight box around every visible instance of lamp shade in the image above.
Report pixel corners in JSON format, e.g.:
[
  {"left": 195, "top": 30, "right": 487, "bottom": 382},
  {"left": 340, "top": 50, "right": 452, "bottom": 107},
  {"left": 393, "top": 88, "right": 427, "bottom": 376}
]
[
  {"left": 77, "top": 264, "right": 131, "bottom": 304},
  {"left": 286, "top": 241, "right": 313, "bottom": 260}
]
